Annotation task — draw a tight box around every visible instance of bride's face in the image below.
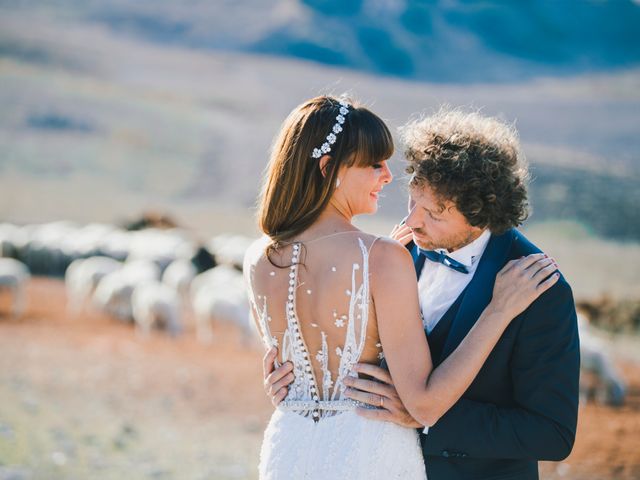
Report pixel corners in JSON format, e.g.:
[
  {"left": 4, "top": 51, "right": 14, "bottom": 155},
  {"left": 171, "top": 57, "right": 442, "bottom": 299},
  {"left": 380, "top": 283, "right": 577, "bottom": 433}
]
[{"left": 335, "top": 160, "right": 393, "bottom": 216}]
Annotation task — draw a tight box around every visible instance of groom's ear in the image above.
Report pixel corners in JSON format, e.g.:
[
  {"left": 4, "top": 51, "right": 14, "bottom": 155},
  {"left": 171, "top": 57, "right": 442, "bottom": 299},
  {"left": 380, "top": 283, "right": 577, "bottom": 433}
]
[{"left": 319, "top": 155, "right": 332, "bottom": 178}]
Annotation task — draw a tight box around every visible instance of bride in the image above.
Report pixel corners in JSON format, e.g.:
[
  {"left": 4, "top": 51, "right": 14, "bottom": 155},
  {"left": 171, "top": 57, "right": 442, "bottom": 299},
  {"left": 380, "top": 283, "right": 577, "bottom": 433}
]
[{"left": 243, "top": 96, "right": 558, "bottom": 479}]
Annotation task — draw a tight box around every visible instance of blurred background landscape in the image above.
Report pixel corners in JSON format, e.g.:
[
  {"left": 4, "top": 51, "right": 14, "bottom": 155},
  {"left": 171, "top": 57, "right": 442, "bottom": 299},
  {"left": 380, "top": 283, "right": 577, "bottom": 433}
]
[{"left": 1, "top": 1, "right": 639, "bottom": 479}]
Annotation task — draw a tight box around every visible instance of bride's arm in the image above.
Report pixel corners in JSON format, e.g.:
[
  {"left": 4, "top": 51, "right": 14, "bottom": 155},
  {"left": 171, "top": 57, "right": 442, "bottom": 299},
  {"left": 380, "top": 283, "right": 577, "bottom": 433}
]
[{"left": 369, "top": 238, "right": 558, "bottom": 428}]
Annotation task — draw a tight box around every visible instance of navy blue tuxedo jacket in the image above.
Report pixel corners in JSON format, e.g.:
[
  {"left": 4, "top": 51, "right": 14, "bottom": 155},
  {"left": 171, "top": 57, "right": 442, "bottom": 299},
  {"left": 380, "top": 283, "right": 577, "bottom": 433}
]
[{"left": 410, "top": 228, "right": 580, "bottom": 480}]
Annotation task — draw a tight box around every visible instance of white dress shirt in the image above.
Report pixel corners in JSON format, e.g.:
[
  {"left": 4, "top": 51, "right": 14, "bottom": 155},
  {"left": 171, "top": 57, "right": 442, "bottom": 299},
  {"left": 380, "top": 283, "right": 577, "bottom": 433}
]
[
  {"left": 418, "top": 229, "right": 491, "bottom": 334},
  {"left": 418, "top": 229, "right": 491, "bottom": 434}
]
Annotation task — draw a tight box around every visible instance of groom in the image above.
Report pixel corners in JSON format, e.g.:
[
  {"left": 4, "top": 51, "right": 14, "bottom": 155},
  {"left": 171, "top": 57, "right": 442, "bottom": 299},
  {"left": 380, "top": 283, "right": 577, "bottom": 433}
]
[{"left": 263, "top": 108, "right": 580, "bottom": 479}]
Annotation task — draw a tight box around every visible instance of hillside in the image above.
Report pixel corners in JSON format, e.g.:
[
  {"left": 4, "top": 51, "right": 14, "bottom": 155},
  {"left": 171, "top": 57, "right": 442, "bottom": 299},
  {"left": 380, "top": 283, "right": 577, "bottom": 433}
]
[
  {"left": 0, "top": 8, "right": 639, "bottom": 242},
  {"left": 4, "top": 0, "right": 640, "bottom": 83}
]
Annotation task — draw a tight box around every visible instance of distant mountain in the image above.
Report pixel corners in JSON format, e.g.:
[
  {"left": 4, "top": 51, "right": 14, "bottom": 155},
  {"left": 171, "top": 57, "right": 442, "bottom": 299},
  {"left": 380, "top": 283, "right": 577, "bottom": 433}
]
[
  {"left": 15, "top": 0, "right": 639, "bottom": 83},
  {"left": 1, "top": 3, "right": 639, "bottom": 242}
]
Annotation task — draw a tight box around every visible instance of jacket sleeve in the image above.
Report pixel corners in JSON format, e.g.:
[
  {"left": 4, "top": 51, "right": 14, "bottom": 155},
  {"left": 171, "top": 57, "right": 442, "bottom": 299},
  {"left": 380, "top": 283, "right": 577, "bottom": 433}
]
[{"left": 421, "top": 278, "right": 581, "bottom": 461}]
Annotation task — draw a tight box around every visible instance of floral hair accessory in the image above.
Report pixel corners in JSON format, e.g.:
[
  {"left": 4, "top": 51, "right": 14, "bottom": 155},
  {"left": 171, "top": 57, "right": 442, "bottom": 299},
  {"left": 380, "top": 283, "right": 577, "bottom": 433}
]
[{"left": 311, "top": 100, "right": 351, "bottom": 159}]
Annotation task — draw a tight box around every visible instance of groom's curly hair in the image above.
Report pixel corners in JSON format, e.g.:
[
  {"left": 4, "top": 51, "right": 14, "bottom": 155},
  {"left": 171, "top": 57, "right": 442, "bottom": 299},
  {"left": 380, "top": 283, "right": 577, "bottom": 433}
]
[{"left": 400, "top": 107, "right": 530, "bottom": 234}]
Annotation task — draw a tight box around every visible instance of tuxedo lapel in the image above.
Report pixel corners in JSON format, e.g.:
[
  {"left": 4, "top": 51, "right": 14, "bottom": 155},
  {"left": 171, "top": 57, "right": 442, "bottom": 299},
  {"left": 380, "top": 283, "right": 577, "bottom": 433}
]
[
  {"left": 408, "top": 241, "right": 426, "bottom": 279},
  {"left": 428, "top": 292, "right": 465, "bottom": 365},
  {"left": 439, "top": 229, "right": 514, "bottom": 361}
]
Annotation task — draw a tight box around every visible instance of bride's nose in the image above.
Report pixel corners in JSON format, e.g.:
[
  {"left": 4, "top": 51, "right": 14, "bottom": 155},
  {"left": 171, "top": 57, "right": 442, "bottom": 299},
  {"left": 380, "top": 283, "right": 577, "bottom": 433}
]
[{"left": 381, "top": 163, "right": 393, "bottom": 184}]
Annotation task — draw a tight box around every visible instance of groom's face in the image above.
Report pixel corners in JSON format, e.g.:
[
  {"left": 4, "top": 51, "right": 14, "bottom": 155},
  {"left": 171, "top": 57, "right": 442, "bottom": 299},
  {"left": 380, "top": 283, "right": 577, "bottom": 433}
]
[{"left": 406, "top": 183, "right": 483, "bottom": 252}]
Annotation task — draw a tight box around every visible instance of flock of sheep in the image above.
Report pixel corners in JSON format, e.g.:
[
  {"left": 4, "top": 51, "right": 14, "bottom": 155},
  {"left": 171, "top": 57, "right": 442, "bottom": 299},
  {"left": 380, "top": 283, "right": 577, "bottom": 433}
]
[
  {"left": 0, "top": 221, "right": 256, "bottom": 344},
  {"left": 0, "top": 220, "right": 627, "bottom": 406}
]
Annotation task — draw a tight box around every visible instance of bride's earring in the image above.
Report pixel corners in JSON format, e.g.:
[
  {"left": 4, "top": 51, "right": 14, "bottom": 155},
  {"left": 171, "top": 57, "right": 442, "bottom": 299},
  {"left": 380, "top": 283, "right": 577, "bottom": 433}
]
[{"left": 336, "top": 178, "right": 341, "bottom": 188}]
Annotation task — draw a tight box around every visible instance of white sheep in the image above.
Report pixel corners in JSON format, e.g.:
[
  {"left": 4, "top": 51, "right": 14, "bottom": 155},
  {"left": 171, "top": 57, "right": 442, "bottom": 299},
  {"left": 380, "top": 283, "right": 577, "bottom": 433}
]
[
  {"left": 162, "top": 259, "right": 197, "bottom": 299},
  {"left": 98, "top": 228, "right": 132, "bottom": 261},
  {"left": 93, "top": 260, "right": 161, "bottom": 321},
  {"left": 578, "top": 313, "right": 627, "bottom": 406},
  {"left": 21, "top": 221, "right": 79, "bottom": 276},
  {"left": 0, "top": 222, "right": 27, "bottom": 258},
  {"left": 207, "top": 234, "right": 254, "bottom": 270},
  {"left": 190, "top": 265, "right": 256, "bottom": 345},
  {"left": 127, "top": 228, "right": 196, "bottom": 271},
  {"left": 0, "top": 258, "right": 30, "bottom": 318},
  {"left": 131, "top": 281, "right": 182, "bottom": 337},
  {"left": 61, "top": 223, "right": 118, "bottom": 259},
  {"left": 65, "top": 256, "right": 123, "bottom": 315}
]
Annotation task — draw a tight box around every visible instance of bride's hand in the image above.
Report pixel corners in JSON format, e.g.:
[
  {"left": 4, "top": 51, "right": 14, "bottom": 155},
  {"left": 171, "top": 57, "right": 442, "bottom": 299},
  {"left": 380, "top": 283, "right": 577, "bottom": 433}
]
[
  {"left": 390, "top": 218, "right": 413, "bottom": 246},
  {"left": 490, "top": 253, "right": 560, "bottom": 321}
]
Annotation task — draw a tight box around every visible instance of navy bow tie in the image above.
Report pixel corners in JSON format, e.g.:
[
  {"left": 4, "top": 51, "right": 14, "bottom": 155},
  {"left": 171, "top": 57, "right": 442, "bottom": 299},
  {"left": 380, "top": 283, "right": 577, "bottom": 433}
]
[{"left": 419, "top": 249, "right": 470, "bottom": 274}]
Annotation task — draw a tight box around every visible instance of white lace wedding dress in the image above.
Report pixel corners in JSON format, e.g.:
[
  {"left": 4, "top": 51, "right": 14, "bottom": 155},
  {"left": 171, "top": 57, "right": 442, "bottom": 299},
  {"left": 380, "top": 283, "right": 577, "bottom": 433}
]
[{"left": 244, "top": 232, "right": 427, "bottom": 480}]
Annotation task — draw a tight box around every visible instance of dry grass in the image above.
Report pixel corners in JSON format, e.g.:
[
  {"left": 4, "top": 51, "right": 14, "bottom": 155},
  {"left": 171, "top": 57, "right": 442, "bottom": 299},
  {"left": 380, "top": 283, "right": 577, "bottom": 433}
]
[{"left": 1, "top": 278, "right": 639, "bottom": 480}]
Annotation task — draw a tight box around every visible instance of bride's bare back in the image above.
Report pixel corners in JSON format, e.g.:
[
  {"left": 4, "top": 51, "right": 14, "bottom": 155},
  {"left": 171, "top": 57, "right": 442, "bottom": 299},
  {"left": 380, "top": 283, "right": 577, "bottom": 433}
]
[{"left": 244, "top": 231, "right": 383, "bottom": 420}]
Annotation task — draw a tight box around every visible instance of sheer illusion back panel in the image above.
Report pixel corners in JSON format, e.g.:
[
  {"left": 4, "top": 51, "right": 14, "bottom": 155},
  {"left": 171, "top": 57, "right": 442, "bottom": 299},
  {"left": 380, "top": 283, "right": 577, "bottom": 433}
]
[
  {"left": 245, "top": 233, "right": 382, "bottom": 409},
  {"left": 246, "top": 233, "right": 428, "bottom": 479}
]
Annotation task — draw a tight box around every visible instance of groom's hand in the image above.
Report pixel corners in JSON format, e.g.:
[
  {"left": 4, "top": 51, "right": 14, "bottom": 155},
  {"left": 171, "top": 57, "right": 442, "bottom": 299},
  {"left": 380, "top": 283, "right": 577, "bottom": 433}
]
[
  {"left": 263, "top": 347, "right": 293, "bottom": 407},
  {"left": 390, "top": 220, "right": 413, "bottom": 246},
  {"left": 344, "top": 363, "right": 422, "bottom": 428}
]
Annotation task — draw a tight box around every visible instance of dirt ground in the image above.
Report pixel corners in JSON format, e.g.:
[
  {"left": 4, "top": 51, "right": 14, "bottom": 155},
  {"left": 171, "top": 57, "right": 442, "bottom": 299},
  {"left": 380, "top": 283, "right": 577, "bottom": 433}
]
[{"left": 0, "top": 278, "right": 638, "bottom": 480}]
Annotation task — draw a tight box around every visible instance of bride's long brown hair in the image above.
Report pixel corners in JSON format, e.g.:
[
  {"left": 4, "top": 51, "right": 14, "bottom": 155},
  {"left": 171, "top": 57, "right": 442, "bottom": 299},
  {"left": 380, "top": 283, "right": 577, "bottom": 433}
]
[{"left": 258, "top": 96, "right": 393, "bottom": 258}]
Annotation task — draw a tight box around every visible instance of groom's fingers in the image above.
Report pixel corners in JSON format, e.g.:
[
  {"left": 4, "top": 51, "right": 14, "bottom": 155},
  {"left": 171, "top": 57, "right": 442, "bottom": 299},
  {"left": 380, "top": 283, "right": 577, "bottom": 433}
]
[
  {"left": 355, "top": 406, "right": 393, "bottom": 422},
  {"left": 353, "top": 363, "right": 393, "bottom": 384},
  {"left": 396, "top": 232, "right": 414, "bottom": 246},
  {"left": 390, "top": 224, "right": 413, "bottom": 245},
  {"left": 343, "top": 378, "right": 393, "bottom": 399},
  {"left": 344, "top": 387, "right": 386, "bottom": 408},
  {"left": 356, "top": 406, "right": 423, "bottom": 429}
]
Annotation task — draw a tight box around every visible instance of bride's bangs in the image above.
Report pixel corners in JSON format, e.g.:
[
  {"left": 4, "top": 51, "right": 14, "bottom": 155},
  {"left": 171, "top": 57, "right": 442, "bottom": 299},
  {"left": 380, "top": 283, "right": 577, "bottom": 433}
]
[{"left": 351, "top": 108, "right": 394, "bottom": 168}]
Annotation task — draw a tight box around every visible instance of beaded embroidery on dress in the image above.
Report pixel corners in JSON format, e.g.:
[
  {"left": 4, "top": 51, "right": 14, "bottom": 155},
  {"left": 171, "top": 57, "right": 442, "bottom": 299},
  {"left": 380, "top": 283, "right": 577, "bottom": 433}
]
[{"left": 244, "top": 232, "right": 427, "bottom": 480}]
